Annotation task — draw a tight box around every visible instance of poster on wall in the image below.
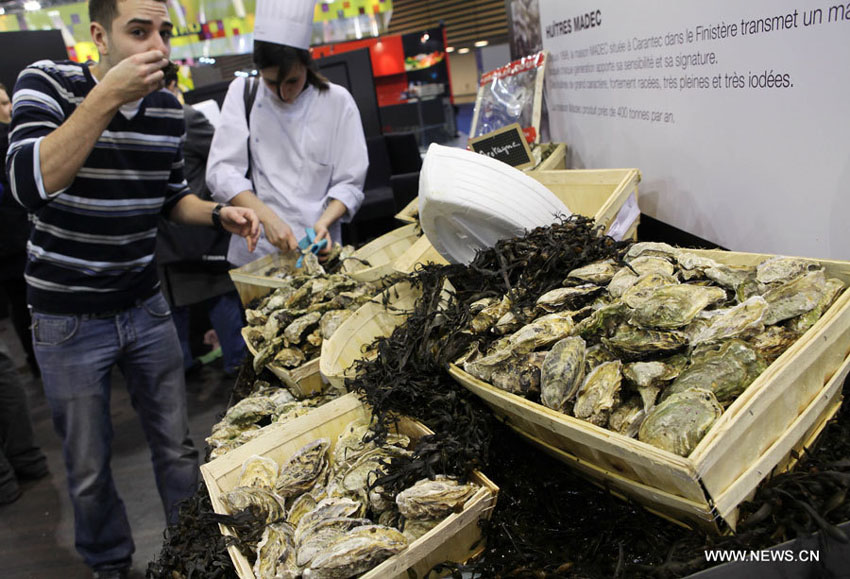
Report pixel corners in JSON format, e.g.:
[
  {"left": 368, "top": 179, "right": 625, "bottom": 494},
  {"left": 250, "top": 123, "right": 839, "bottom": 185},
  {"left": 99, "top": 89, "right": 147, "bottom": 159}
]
[
  {"left": 538, "top": 0, "right": 850, "bottom": 260},
  {"left": 505, "top": 0, "right": 543, "bottom": 60}
]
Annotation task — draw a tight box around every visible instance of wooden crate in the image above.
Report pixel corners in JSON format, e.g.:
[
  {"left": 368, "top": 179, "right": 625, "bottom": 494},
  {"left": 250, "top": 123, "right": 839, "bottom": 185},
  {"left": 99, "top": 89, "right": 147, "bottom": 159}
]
[
  {"left": 525, "top": 143, "right": 567, "bottom": 172},
  {"left": 321, "top": 281, "right": 424, "bottom": 390},
  {"left": 229, "top": 251, "right": 300, "bottom": 307},
  {"left": 395, "top": 197, "right": 419, "bottom": 224},
  {"left": 200, "top": 393, "right": 499, "bottom": 579},
  {"left": 341, "top": 223, "right": 421, "bottom": 282},
  {"left": 242, "top": 327, "right": 325, "bottom": 398},
  {"left": 449, "top": 249, "right": 850, "bottom": 533}
]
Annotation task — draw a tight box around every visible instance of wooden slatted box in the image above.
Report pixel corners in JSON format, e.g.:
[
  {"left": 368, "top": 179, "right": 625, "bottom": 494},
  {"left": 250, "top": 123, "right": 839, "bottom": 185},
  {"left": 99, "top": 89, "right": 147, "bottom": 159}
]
[
  {"left": 201, "top": 393, "right": 499, "bottom": 579},
  {"left": 449, "top": 249, "right": 850, "bottom": 533}
]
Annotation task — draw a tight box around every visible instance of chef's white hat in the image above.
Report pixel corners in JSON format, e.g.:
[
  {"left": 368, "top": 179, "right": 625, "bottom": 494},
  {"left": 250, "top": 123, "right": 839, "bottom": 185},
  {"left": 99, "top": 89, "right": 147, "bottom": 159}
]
[{"left": 254, "top": 0, "right": 318, "bottom": 49}]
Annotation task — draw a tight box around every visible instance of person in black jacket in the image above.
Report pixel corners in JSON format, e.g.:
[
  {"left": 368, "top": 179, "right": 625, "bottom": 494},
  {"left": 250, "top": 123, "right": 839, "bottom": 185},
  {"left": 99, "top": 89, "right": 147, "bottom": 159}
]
[
  {"left": 0, "top": 82, "right": 38, "bottom": 377},
  {"left": 157, "top": 73, "right": 247, "bottom": 375}
]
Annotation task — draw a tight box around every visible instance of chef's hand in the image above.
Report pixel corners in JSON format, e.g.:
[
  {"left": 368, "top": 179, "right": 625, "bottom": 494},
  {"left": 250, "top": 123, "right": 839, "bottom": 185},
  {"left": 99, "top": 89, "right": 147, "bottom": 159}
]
[
  {"left": 312, "top": 220, "right": 333, "bottom": 262},
  {"left": 262, "top": 213, "right": 299, "bottom": 252},
  {"left": 221, "top": 206, "right": 260, "bottom": 252}
]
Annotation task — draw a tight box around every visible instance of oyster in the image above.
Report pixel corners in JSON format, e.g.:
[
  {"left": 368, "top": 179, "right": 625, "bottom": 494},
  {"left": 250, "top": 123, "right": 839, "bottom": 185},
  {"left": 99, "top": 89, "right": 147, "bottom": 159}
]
[
  {"left": 540, "top": 337, "right": 587, "bottom": 412},
  {"left": 245, "top": 308, "right": 268, "bottom": 326},
  {"left": 506, "top": 311, "right": 574, "bottom": 353},
  {"left": 573, "top": 360, "right": 623, "bottom": 427},
  {"left": 574, "top": 302, "right": 629, "bottom": 339},
  {"left": 306, "top": 329, "right": 323, "bottom": 348},
  {"left": 608, "top": 397, "right": 646, "bottom": 438},
  {"left": 320, "top": 309, "right": 353, "bottom": 340},
  {"left": 689, "top": 296, "right": 768, "bottom": 345},
  {"left": 762, "top": 270, "right": 827, "bottom": 325},
  {"left": 490, "top": 351, "right": 547, "bottom": 396},
  {"left": 284, "top": 311, "right": 323, "bottom": 345},
  {"left": 274, "top": 347, "right": 306, "bottom": 368},
  {"left": 676, "top": 252, "right": 720, "bottom": 274},
  {"left": 625, "top": 242, "right": 680, "bottom": 261},
  {"left": 566, "top": 260, "right": 619, "bottom": 284},
  {"left": 628, "top": 284, "right": 727, "bottom": 329},
  {"left": 304, "top": 524, "right": 408, "bottom": 578},
  {"left": 747, "top": 325, "right": 800, "bottom": 363},
  {"left": 296, "top": 517, "right": 373, "bottom": 568},
  {"left": 401, "top": 518, "right": 440, "bottom": 543},
  {"left": 665, "top": 340, "right": 766, "bottom": 404},
  {"left": 471, "top": 295, "right": 513, "bottom": 333},
  {"left": 620, "top": 273, "right": 680, "bottom": 308},
  {"left": 341, "top": 447, "right": 411, "bottom": 499},
  {"left": 584, "top": 344, "right": 618, "bottom": 373},
  {"left": 469, "top": 296, "right": 497, "bottom": 314},
  {"left": 629, "top": 256, "right": 676, "bottom": 277},
  {"left": 786, "top": 277, "right": 845, "bottom": 334},
  {"left": 223, "top": 486, "right": 286, "bottom": 523},
  {"left": 756, "top": 256, "right": 815, "bottom": 284},
  {"left": 623, "top": 356, "right": 687, "bottom": 411},
  {"left": 536, "top": 284, "right": 603, "bottom": 312},
  {"left": 638, "top": 389, "right": 723, "bottom": 456},
  {"left": 254, "top": 522, "right": 298, "bottom": 579},
  {"left": 607, "top": 268, "right": 641, "bottom": 299},
  {"left": 276, "top": 438, "right": 331, "bottom": 498},
  {"left": 253, "top": 335, "right": 287, "bottom": 372},
  {"left": 396, "top": 476, "right": 478, "bottom": 520},
  {"left": 295, "top": 497, "right": 365, "bottom": 546},
  {"left": 493, "top": 311, "right": 522, "bottom": 335},
  {"left": 239, "top": 455, "right": 279, "bottom": 489},
  {"left": 223, "top": 396, "right": 277, "bottom": 426},
  {"left": 704, "top": 264, "right": 756, "bottom": 290},
  {"left": 603, "top": 324, "right": 687, "bottom": 357},
  {"left": 288, "top": 492, "right": 319, "bottom": 527}
]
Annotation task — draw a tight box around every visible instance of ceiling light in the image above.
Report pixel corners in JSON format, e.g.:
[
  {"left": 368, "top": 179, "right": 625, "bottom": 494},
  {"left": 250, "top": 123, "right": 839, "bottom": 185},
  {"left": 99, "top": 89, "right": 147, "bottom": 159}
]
[
  {"left": 458, "top": 47, "right": 470, "bottom": 54},
  {"left": 0, "top": 8, "right": 6, "bottom": 15},
  {"left": 420, "top": 33, "right": 430, "bottom": 43},
  {"left": 474, "top": 40, "right": 489, "bottom": 47},
  {"left": 24, "top": 1, "right": 42, "bottom": 11},
  {"left": 445, "top": 46, "right": 455, "bottom": 53}
]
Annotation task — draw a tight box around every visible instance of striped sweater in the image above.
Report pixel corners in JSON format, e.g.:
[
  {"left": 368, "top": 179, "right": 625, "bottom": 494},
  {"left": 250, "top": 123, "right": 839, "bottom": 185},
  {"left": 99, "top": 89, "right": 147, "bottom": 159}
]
[{"left": 5, "top": 60, "right": 190, "bottom": 314}]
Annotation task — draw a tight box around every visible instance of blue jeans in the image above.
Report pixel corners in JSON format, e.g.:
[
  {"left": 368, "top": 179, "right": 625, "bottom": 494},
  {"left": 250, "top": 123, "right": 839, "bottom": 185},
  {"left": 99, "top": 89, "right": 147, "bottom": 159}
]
[
  {"left": 32, "top": 293, "right": 199, "bottom": 571},
  {"left": 171, "top": 291, "right": 246, "bottom": 373}
]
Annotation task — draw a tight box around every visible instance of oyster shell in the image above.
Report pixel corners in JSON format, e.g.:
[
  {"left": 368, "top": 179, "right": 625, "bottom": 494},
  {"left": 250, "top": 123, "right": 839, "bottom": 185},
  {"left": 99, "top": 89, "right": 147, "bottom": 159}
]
[
  {"left": 786, "top": 277, "right": 845, "bottom": 334},
  {"left": 689, "top": 296, "right": 768, "bottom": 345},
  {"left": 756, "top": 256, "right": 815, "bottom": 284},
  {"left": 536, "top": 284, "right": 602, "bottom": 312},
  {"left": 274, "top": 347, "right": 306, "bottom": 368},
  {"left": 574, "top": 302, "right": 629, "bottom": 339},
  {"left": 625, "top": 242, "right": 680, "bottom": 261},
  {"left": 493, "top": 311, "right": 522, "bottom": 335},
  {"left": 566, "top": 260, "right": 619, "bottom": 284},
  {"left": 608, "top": 397, "right": 646, "bottom": 438},
  {"left": 223, "top": 486, "right": 286, "bottom": 523},
  {"left": 288, "top": 492, "right": 318, "bottom": 527},
  {"left": 320, "top": 309, "right": 353, "bottom": 340},
  {"left": 505, "top": 311, "right": 574, "bottom": 353},
  {"left": 676, "top": 252, "right": 720, "bottom": 274},
  {"left": 747, "top": 325, "right": 800, "bottom": 363},
  {"left": 762, "top": 270, "right": 827, "bottom": 325},
  {"left": 573, "top": 360, "right": 623, "bottom": 427},
  {"left": 284, "top": 311, "right": 323, "bottom": 345},
  {"left": 628, "top": 284, "right": 727, "bottom": 329},
  {"left": 665, "top": 340, "right": 765, "bottom": 404},
  {"left": 245, "top": 308, "right": 268, "bottom": 327},
  {"left": 296, "top": 517, "right": 373, "bottom": 568},
  {"left": 223, "top": 396, "right": 277, "bottom": 426},
  {"left": 253, "top": 335, "right": 287, "bottom": 372},
  {"left": 254, "top": 522, "right": 298, "bottom": 579},
  {"left": 623, "top": 356, "right": 687, "bottom": 411},
  {"left": 629, "top": 256, "right": 676, "bottom": 277},
  {"left": 607, "top": 268, "right": 641, "bottom": 299},
  {"left": 540, "top": 337, "right": 587, "bottom": 412},
  {"left": 276, "top": 438, "right": 331, "bottom": 498},
  {"left": 584, "top": 344, "right": 618, "bottom": 373},
  {"left": 396, "top": 476, "right": 478, "bottom": 520},
  {"left": 704, "top": 264, "right": 756, "bottom": 290},
  {"left": 295, "top": 497, "right": 365, "bottom": 546},
  {"left": 638, "top": 389, "right": 723, "bottom": 456},
  {"left": 490, "top": 351, "right": 547, "bottom": 396},
  {"left": 469, "top": 296, "right": 498, "bottom": 314},
  {"left": 239, "top": 455, "right": 280, "bottom": 490},
  {"left": 603, "top": 324, "right": 687, "bottom": 357},
  {"left": 620, "top": 273, "right": 680, "bottom": 308},
  {"left": 471, "top": 295, "right": 512, "bottom": 333},
  {"left": 304, "top": 524, "right": 408, "bottom": 579},
  {"left": 341, "top": 447, "right": 411, "bottom": 499}
]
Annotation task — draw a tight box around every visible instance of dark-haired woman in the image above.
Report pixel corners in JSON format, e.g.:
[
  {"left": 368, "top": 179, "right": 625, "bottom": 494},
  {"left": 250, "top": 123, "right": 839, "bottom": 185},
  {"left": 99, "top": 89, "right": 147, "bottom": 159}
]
[{"left": 206, "top": 41, "right": 368, "bottom": 266}]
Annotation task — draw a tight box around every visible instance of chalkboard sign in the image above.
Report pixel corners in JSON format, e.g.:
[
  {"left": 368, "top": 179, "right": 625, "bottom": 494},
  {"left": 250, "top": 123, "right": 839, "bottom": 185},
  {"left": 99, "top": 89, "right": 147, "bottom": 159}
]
[{"left": 468, "top": 123, "right": 535, "bottom": 169}]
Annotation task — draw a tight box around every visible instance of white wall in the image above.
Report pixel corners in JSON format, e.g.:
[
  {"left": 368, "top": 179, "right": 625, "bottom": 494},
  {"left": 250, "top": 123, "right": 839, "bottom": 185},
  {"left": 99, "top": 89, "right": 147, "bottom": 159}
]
[
  {"left": 479, "top": 42, "right": 513, "bottom": 74},
  {"left": 539, "top": 0, "right": 850, "bottom": 259}
]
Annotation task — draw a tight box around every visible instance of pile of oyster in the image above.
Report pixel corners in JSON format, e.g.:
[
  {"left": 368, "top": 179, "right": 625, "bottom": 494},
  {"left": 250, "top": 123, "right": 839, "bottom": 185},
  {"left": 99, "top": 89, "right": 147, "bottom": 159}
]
[
  {"left": 262, "top": 244, "right": 358, "bottom": 279},
  {"left": 245, "top": 257, "right": 380, "bottom": 373},
  {"left": 207, "top": 379, "right": 338, "bottom": 459},
  {"left": 462, "top": 243, "right": 845, "bottom": 457},
  {"left": 221, "top": 420, "right": 479, "bottom": 578}
]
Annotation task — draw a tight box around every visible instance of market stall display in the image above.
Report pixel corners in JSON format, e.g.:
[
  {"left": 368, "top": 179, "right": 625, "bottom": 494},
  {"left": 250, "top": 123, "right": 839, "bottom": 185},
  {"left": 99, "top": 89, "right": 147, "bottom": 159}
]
[
  {"left": 201, "top": 393, "right": 498, "bottom": 579},
  {"left": 449, "top": 246, "right": 850, "bottom": 532},
  {"left": 340, "top": 223, "right": 421, "bottom": 282}
]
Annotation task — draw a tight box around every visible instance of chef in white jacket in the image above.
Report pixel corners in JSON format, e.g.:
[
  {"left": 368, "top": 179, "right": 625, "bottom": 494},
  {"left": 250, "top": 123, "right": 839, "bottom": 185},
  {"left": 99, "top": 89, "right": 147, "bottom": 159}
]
[{"left": 206, "top": 0, "right": 368, "bottom": 267}]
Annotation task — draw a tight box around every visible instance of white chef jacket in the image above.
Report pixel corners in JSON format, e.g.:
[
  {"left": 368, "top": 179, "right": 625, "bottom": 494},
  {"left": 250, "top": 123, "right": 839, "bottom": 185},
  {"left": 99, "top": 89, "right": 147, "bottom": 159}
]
[{"left": 206, "top": 77, "right": 368, "bottom": 266}]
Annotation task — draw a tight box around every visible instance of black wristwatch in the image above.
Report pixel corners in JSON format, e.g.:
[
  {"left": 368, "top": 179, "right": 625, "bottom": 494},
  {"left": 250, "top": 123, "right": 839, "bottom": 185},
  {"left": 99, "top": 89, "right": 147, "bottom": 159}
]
[{"left": 211, "top": 203, "right": 225, "bottom": 230}]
